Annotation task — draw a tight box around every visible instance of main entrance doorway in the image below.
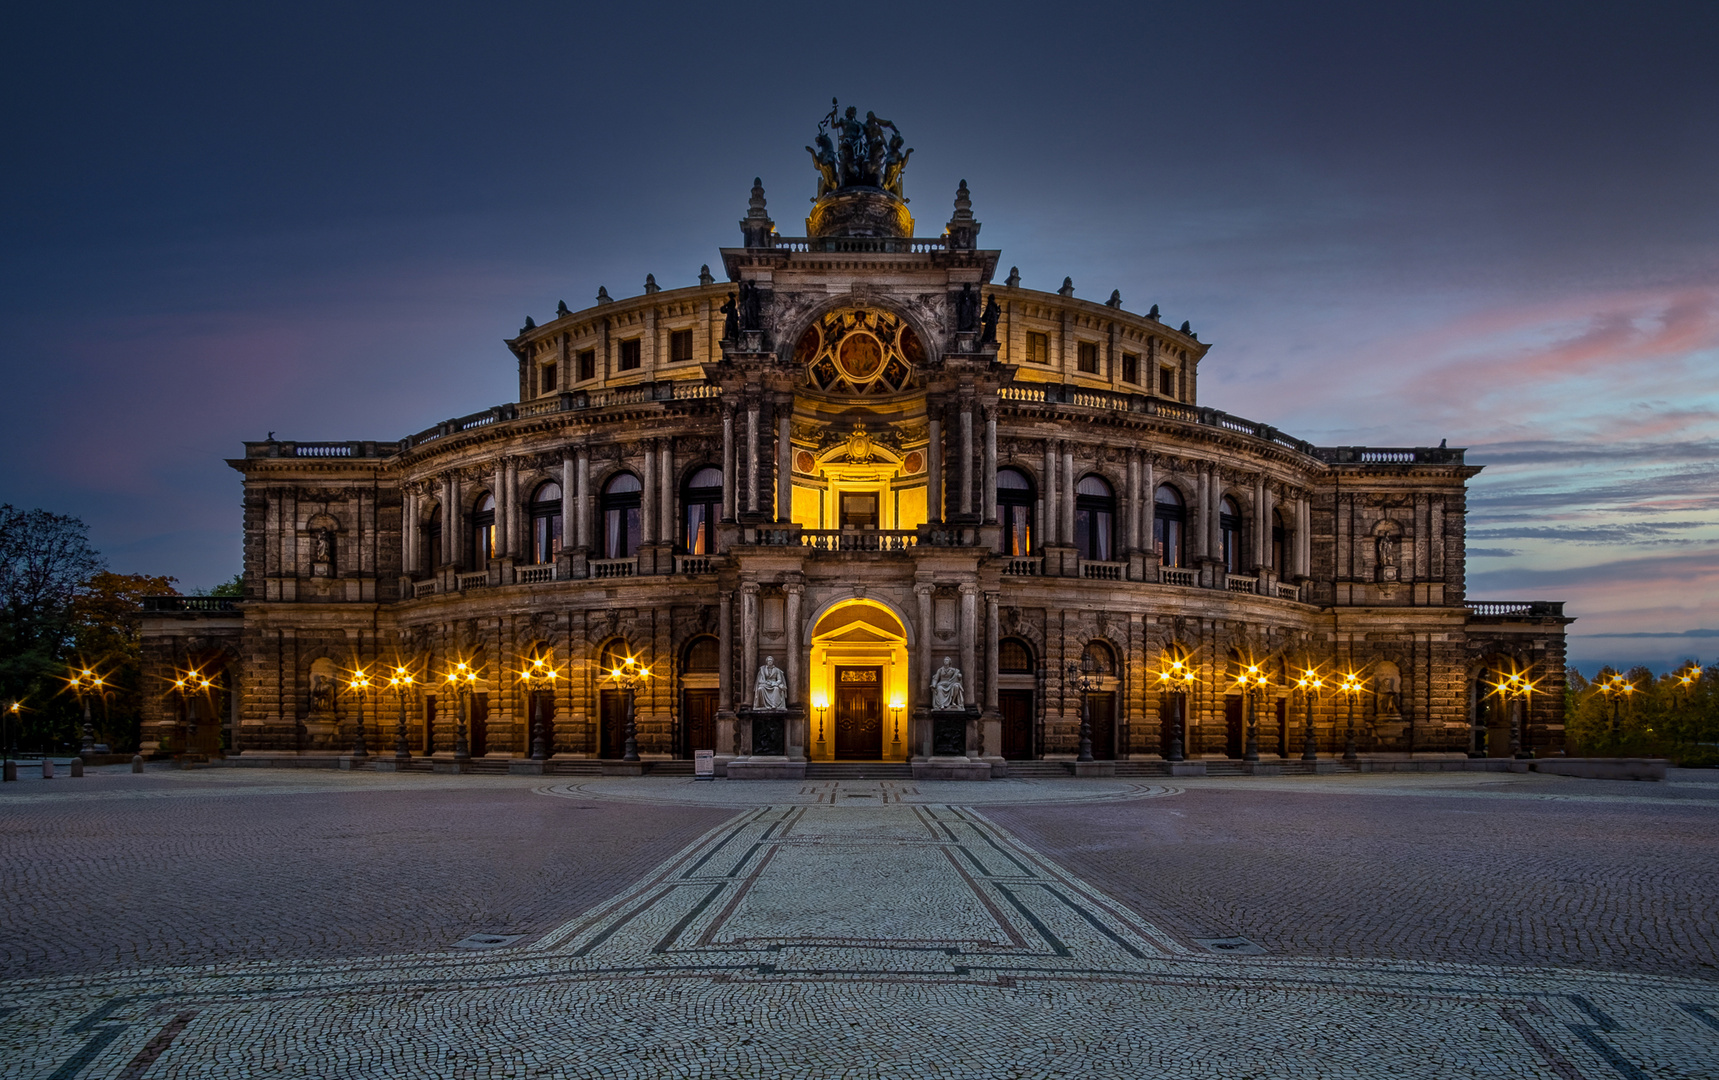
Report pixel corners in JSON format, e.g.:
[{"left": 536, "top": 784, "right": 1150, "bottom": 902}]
[{"left": 834, "top": 666, "right": 883, "bottom": 759}]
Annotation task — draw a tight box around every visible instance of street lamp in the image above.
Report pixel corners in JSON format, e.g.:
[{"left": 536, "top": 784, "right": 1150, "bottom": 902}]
[
  {"left": 1067, "top": 652, "right": 1098, "bottom": 763},
  {"left": 602, "top": 653, "right": 651, "bottom": 762},
  {"left": 1336, "top": 671, "right": 1365, "bottom": 762},
  {"left": 67, "top": 666, "right": 109, "bottom": 760},
  {"left": 812, "top": 695, "right": 829, "bottom": 752},
  {"left": 442, "top": 660, "right": 481, "bottom": 763},
  {"left": 345, "top": 666, "right": 375, "bottom": 758},
  {"left": 169, "top": 667, "right": 216, "bottom": 755},
  {"left": 385, "top": 664, "right": 419, "bottom": 763},
  {"left": 518, "top": 653, "right": 559, "bottom": 761},
  {"left": 1232, "top": 662, "right": 1270, "bottom": 763},
  {"left": 1596, "top": 672, "right": 1634, "bottom": 749},
  {"left": 1295, "top": 667, "right": 1327, "bottom": 762},
  {"left": 889, "top": 698, "right": 904, "bottom": 755},
  {"left": 3, "top": 700, "right": 19, "bottom": 782},
  {"left": 1154, "top": 655, "right": 1198, "bottom": 763}
]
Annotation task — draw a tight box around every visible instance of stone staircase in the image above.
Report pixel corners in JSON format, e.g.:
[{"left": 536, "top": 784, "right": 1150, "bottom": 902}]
[{"left": 804, "top": 762, "right": 915, "bottom": 779}]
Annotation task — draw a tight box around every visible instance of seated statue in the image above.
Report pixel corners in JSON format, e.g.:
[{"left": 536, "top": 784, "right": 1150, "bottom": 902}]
[
  {"left": 754, "top": 656, "right": 787, "bottom": 711},
  {"left": 930, "top": 658, "right": 964, "bottom": 711}
]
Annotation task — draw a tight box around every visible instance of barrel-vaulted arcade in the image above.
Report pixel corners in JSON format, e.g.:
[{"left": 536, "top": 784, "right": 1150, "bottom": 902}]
[{"left": 139, "top": 105, "right": 1571, "bottom": 776}]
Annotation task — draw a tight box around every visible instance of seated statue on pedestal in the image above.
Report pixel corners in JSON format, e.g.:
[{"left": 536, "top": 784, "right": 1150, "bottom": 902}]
[
  {"left": 931, "top": 658, "right": 964, "bottom": 711},
  {"left": 754, "top": 656, "right": 787, "bottom": 711}
]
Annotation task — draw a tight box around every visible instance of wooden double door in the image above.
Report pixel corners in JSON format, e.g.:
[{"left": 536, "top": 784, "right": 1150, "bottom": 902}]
[
  {"left": 683, "top": 689, "right": 718, "bottom": 756},
  {"left": 999, "top": 689, "right": 1034, "bottom": 759},
  {"left": 834, "top": 666, "right": 882, "bottom": 759}
]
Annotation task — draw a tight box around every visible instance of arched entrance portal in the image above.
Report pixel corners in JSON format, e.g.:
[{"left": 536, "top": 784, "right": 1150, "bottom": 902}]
[{"left": 809, "top": 600, "right": 910, "bottom": 762}]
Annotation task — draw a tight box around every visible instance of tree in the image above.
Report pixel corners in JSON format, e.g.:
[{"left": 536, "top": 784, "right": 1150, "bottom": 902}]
[
  {"left": 194, "top": 573, "right": 243, "bottom": 598},
  {"left": 70, "top": 572, "right": 180, "bottom": 750},
  {"left": 0, "top": 505, "right": 104, "bottom": 749}
]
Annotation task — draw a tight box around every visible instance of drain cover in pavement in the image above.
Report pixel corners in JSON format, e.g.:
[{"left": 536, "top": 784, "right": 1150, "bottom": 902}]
[
  {"left": 452, "top": 934, "right": 524, "bottom": 950},
  {"left": 1194, "top": 936, "right": 1266, "bottom": 954}
]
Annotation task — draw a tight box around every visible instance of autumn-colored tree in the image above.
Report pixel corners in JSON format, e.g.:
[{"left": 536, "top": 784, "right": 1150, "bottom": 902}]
[
  {"left": 1566, "top": 661, "right": 1718, "bottom": 766},
  {"left": 69, "top": 571, "right": 180, "bottom": 749}
]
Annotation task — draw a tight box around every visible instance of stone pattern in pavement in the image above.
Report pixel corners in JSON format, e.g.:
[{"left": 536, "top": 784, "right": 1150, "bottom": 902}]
[{"left": 987, "top": 770, "right": 1719, "bottom": 979}]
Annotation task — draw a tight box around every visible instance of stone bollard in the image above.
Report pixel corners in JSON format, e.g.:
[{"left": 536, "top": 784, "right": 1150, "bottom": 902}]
[
  {"left": 70, "top": 759, "right": 84, "bottom": 777},
  {"left": 3, "top": 760, "right": 15, "bottom": 782},
  {"left": 42, "top": 759, "right": 55, "bottom": 779},
  {"left": 131, "top": 754, "right": 144, "bottom": 774}
]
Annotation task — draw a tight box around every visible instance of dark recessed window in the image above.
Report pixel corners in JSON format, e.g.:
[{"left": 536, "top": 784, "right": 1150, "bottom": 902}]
[
  {"left": 1153, "top": 484, "right": 1186, "bottom": 568},
  {"left": 999, "top": 638, "right": 1033, "bottom": 673},
  {"left": 1159, "top": 365, "right": 1175, "bottom": 397},
  {"left": 1073, "top": 475, "right": 1115, "bottom": 561},
  {"left": 682, "top": 466, "right": 723, "bottom": 555},
  {"left": 618, "top": 339, "right": 641, "bottom": 371},
  {"left": 541, "top": 363, "right": 557, "bottom": 393},
  {"left": 1077, "top": 342, "right": 1099, "bottom": 374},
  {"left": 997, "top": 467, "right": 1034, "bottom": 557},
  {"left": 601, "top": 473, "right": 642, "bottom": 558},
  {"left": 1220, "top": 496, "right": 1242, "bottom": 574},
  {"left": 530, "top": 482, "right": 562, "bottom": 565},
  {"left": 1026, "top": 332, "right": 1049, "bottom": 364},
  {"left": 1122, "top": 352, "right": 1139, "bottom": 384},
  {"left": 578, "top": 349, "right": 596, "bottom": 382},
  {"left": 670, "top": 329, "right": 694, "bottom": 363}
]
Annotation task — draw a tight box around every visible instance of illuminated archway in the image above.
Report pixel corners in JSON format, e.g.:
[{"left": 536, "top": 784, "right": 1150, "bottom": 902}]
[{"left": 808, "top": 599, "right": 911, "bottom": 762}]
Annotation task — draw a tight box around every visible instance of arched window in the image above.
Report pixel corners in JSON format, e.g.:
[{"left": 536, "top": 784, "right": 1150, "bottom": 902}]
[
  {"left": 1083, "top": 639, "right": 1117, "bottom": 676},
  {"left": 529, "top": 482, "right": 562, "bottom": 565},
  {"left": 682, "top": 466, "right": 723, "bottom": 555},
  {"left": 684, "top": 635, "right": 720, "bottom": 673},
  {"left": 471, "top": 494, "right": 497, "bottom": 565},
  {"left": 599, "top": 639, "right": 634, "bottom": 673},
  {"left": 422, "top": 503, "right": 443, "bottom": 572},
  {"left": 1271, "top": 508, "right": 1286, "bottom": 572},
  {"left": 1153, "top": 484, "right": 1185, "bottom": 568},
  {"left": 1220, "top": 496, "right": 1242, "bottom": 574},
  {"left": 601, "top": 473, "right": 642, "bottom": 559},
  {"left": 997, "top": 467, "right": 1034, "bottom": 557},
  {"left": 999, "top": 638, "right": 1034, "bottom": 673},
  {"left": 1073, "top": 475, "right": 1115, "bottom": 561}
]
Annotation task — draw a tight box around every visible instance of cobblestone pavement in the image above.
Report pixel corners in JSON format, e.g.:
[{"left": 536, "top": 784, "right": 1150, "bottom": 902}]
[{"left": 3, "top": 766, "right": 1717, "bottom": 1078}]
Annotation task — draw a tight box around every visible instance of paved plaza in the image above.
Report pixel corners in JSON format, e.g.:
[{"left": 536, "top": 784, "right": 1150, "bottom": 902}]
[{"left": 2, "top": 766, "right": 1717, "bottom": 1078}]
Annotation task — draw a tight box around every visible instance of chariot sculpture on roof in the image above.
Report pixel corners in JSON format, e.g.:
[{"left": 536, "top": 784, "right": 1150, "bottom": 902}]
[{"left": 807, "top": 99, "right": 913, "bottom": 200}]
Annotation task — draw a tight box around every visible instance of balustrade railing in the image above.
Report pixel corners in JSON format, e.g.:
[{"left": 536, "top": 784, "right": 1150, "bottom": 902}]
[
  {"left": 1225, "top": 575, "right": 1257, "bottom": 594},
  {"left": 1003, "top": 556, "right": 1043, "bottom": 576},
  {"left": 799, "top": 529, "right": 919, "bottom": 552},
  {"left": 457, "top": 571, "right": 491, "bottom": 591},
  {"left": 1161, "top": 567, "right": 1197, "bottom": 588},
  {"left": 1466, "top": 600, "right": 1565, "bottom": 618},
  {"left": 413, "top": 580, "right": 439, "bottom": 598},
  {"left": 590, "top": 557, "right": 638, "bottom": 579},
  {"left": 516, "top": 564, "right": 556, "bottom": 584},
  {"left": 1080, "top": 559, "right": 1126, "bottom": 581},
  {"left": 140, "top": 596, "right": 241, "bottom": 613},
  {"left": 675, "top": 555, "right": 717, "bottom": 574},
  {"left": 1276, "top": 583, "right": 1302, "bottom": 601}
]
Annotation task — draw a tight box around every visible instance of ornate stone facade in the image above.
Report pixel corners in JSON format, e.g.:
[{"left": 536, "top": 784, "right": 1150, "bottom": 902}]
[{"left": 140, "top": 112, "right": 1570, "bottom": 771}]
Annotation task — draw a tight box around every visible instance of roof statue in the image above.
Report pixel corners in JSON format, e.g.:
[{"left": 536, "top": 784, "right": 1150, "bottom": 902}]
[{"left": 803, "top": 101, "right": 916, "bottom": 240}]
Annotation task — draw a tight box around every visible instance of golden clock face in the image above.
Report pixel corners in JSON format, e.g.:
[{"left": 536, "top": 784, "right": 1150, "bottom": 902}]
[{"left": 798, "top": 307, "right": 918, "bottom": 395}]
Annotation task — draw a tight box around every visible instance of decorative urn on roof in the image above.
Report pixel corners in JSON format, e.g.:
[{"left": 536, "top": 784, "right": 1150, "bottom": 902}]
[{"left": 804, "top": 100, "right": 915, "bottom": 239}]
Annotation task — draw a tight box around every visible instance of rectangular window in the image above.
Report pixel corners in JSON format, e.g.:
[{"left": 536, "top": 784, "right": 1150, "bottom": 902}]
[
  {"left": 669, "top": 328, "right": 694, "bottom": 363},
  {"left": 618, "top": 339, "right": 641, "bottom": 371},
  {"left": 1159, "top": 365, "right": 1176, "bottom": 397},
  {"left": 541, "top": 362, "right": 557, "bottom": 393},
  {"left": 578, "top": 349, "right": 595, "bottom": 382},
  {"left": 1077, "top": 342, "right": 1100, "bottom": 374},
  {"left": 1122, "top": 352, "right": 1139, "bottom": 384},
  {"left": 1026, "top": 331, "right": 1049, "bottom": 364}
]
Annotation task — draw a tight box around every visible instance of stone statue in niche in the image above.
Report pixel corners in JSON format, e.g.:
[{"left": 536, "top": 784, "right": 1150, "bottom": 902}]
[
  {"left": 931, "top": 658, "right": 965, "bottom": 711},
  {"left": 720, "top": 293, "right": 739, "bottom": 343},
  {"left": 754, "top": 657, "right": 787, "bottom": 711},
  {"left": 955, "top": 283, "right": 979, "bottom": 332},
  {"left": 1376, "top": 672, "right": 1402, "bottom": 716},
  {"left": 313, "top": 530, "right": 333, "bottom": 563},
  {"left": 309, "top": 673, "right": 335, "bottom": 716},
  {"left": 1376, "top": 530, "right": 1400, "bottom": 582},
  {"left": 737, "top": 280, "right": 762, "bottom": 332}
]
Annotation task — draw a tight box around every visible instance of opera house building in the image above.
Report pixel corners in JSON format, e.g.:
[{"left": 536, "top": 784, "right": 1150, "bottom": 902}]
[{"left": 140, "top": 109, "right": 1571, "bottom": 778}]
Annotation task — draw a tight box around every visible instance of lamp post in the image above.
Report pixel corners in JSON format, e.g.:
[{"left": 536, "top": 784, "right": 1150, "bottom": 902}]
[
  {"left": 1296, "top": 668, "right": 1326, "bottom": 761},
  {"left": 1233, "top": 663, "right": 1269, "bottom": 762},
  {"left": 170, "top": 668, "right": 216, "bottom": 755},
  {"left": 1596, "top": 672, "right": 1633, "bottom": 751},
  {"left": 812, "top": 696, "right": 828, "bottom": 753},
  {"left": 1067, "top": 652, "right": 1098, "bottom": 763},
  {"left": 889, "top": 699, "right": 904, "bottom": 756},
  {"left": 67, "top": 667, "right": 108, "bottom": 761},
  {"left": 442, "top": 660, "right": 480, "bottom": 763},
  {"left": 3, "top": 701, "right": 19, "bottom": 781},
  {"left": 386, "top": 665, "right": 418, "bottom": 763},
  {"left": 1337, "top": 671, "right": 1364, "bottom": 762},
  {"left": 603, "top": 654, "right": 651, "bottom": 762},
  {"left": 520, "top": 654, "right": 559, "bottom": 760},
  {"left": 1497, "top": 669, "right": 1536, "bottom": 759},
  {"left": 345, "top": 667, "right": 374, "bottom": 758},
  {"left": 1154, "top": 656, "right": 1197, "bottom": 763}
]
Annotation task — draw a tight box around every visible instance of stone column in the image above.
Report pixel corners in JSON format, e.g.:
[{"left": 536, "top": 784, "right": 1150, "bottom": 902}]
[
  {"left": 508, "top": 458, "right": 523, "bottom": 558},
  {"left": 740, "top": 583, "right": 759, "bottom": 707},
  {"left": 784, "top": 582, "right": 803, "bottom": 706},
  {"left": 1254, "top": 474, "right": 1268, "bottom": 571},
  {"left": 641, "top": 442, "right": 657, "bottom": 545},
  {"left": 717, "top": 589, "right": 734, "bottom": 711},
  {"left": 561, "top": 452, "right": 575, "bottom": 553},
  {"left": 1126, "top": 452, "right": 1141, "bottom": 552},
  {"left": 959, "top": 403, "right": 974, "bottom": 516},
  {"left": 959, "top": 583, "right": 978, "bottom": 705},
  {"left": 575, "top": 449, "right": 590, "bottom": 550},
  {"left": 983, "top": 408, "right": 999, "bottom": 524},
  {"left": 985, "top": 593, "right": 1000, "bottom": 711},
  {"left": 1415, "top": 494, "right": 1430, "bottom": 580},
  {"left": 777, "top": 411, "right": 792, "bottom": 522},
  {"left": 746, "top": 402, "right": 760, "bottom": 514},
  {"left": 492, "top": 462, "right": 506, "bottom": 559},
  {"left": 1062, "top": 446, "right": 1076, "bottom": 549},
  {"left": 1297, "top": 496, "right": 1310, "bottom": 577},
  {"left": 403, "top": 490, "right": 417, "bottom": 575},
  {"left": 1189, "top": 465, "right": 1207, "bottom": 563},
  {"left": 721, "top": 405, "right": 737, "bottom": 521},
  {"left": 927, "top": 414, "right": 943, "bottom": 522},
  {"left": 1142, "top": 455, "right": 1156, "bottom": 555},
  {"left": 1043, "top": 440, "right": 1058, "bottom": 544},
  {"left": 915, "top": 582, "right": 933, "bottom": 709},
  {"left": 660, "top": 442, "right": 674, "bottom": 544}
]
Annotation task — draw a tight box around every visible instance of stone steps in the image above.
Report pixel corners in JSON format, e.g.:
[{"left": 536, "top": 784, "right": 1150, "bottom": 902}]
[{"left": 804, "top": 762, "right": 915, "bottom": 779}]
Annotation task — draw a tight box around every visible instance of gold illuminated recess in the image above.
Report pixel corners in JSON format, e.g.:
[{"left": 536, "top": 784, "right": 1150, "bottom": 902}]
[{"left": 796, "top": 308, "right": 922, "bottom": 394}]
